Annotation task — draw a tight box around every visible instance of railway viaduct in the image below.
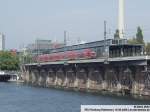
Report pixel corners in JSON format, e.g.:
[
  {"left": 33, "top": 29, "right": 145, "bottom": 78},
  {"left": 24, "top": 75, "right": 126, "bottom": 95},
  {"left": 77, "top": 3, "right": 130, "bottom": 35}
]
[{"left": 22, "top": 56, "right": 150, "bottom": 96}]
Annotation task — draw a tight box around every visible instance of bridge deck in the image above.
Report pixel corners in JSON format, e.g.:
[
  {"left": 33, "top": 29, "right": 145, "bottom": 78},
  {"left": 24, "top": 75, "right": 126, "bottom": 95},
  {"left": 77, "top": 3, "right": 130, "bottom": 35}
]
[{"left": 25, "top": 56, "right": 150, "bottom": 66}]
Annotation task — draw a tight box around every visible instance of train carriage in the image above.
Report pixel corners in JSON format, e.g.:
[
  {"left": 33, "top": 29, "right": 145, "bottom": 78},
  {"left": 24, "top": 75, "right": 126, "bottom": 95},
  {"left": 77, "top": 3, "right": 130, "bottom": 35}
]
[{"left": 35, "top": 39, "right": 144, "bottom": 63}]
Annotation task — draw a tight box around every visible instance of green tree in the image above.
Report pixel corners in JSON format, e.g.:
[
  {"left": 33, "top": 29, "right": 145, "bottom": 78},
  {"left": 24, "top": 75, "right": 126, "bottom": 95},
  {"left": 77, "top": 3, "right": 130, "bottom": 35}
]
[
  {"left": 19, "top": 51, "right": 34, "bottom": 64},
  {"left": 136, "top": 26, "right": 144, "bottom": 44},
  {"left": 128, "top": 26, "right": 145, "bottom": 45},
  {"left": 0, "top": 51, "right": 19, "bottom": 70},
  {"left": 114, "top": 29, "right": 120, "bottom": 39}
]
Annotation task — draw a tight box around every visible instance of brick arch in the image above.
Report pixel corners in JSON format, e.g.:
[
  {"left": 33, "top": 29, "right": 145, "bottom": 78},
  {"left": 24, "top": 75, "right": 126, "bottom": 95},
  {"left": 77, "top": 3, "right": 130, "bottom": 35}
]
[
  {"left": 144, "top": 71, "right": 150, "bottom": 90},
  {"left": 56, "top": 69, "right": 65, "bottom": 86},
  {"left": 32, "top": 70, "right": 39, "bottom": 85},
  {"left": 105, "top": 69, "right": 118, "bottom": 89},
  {"left": 39, "top": 69, "right": 47, "bottom": 86},
  {"left": 46, "top": 69, "right": 56, "bottom": 86},
  {"left": 66, "top": 69, "right": 76, "bottom": 87},
  {"left": 120, "top": 68, "right": 133, "bottom": 89},
  {"left": 88, "top": 69, "right": 103, "bottom": 90},
  {"left": 77, "top": 68, "right": 87, "bottom": 89},
  {"left": 89, "top": 69, "right": 103, "bottom": 83}
]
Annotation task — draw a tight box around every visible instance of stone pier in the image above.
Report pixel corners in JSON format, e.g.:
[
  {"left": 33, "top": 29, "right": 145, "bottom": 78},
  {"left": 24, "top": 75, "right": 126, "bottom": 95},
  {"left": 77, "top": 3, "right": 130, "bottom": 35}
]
[{"left": 22, "top": 56, "right": 150, "bottom": 97}]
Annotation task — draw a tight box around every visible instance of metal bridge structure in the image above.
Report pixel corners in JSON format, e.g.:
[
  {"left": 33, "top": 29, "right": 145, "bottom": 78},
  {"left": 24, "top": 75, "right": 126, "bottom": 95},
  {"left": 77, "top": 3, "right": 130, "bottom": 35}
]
[{"left": 23, "top": 55, "right": 150, "bottom": 96}]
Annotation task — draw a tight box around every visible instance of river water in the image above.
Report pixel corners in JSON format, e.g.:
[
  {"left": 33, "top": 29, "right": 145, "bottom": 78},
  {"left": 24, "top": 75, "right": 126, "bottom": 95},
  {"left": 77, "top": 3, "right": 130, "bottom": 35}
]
[{"left": 0, "top": 82, "right": 150, "bottom": 112}]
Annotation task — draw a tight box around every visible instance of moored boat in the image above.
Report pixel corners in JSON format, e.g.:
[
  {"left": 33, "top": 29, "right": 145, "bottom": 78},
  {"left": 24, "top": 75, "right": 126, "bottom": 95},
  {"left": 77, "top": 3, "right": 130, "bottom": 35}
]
[{"left": 0, "top": 71, "right": 11, "bottom": 82}]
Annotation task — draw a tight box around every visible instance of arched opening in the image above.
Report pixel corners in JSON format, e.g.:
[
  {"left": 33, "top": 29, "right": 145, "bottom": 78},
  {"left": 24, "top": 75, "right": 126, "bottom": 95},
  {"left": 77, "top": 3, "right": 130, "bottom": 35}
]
[
  {"left": 66, "top": 69, "right": 75, "bottom": 87},
  {"left": 39, "top": 70, "right": 47, "bottom": 86},
  {"left": 56, "top": 69, "right": 65, "bottom": 86},
  {"left": 89, "top": 70, "right": 103, "bottom": 90},
  {"left": 46, "top": 69, "right": 56, "bottom": 86},
  {"left": 77, "top": 69, "right": 87, "bottom": 89},
  {"left": 105, "top": 69, "right": 118, "bottom": 89},
  {"left": 121, "top": 68, "right": 133, "bottom": 90}
]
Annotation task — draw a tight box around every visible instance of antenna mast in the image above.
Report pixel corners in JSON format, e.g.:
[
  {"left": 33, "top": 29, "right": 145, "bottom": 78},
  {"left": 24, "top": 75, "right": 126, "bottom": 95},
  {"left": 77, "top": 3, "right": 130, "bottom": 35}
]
[
  {"left": 64, "top": 30, "right": 67, "bottom": 46},
  {"left": 104, "top": 21, "right": 107, "bottom": 57}
]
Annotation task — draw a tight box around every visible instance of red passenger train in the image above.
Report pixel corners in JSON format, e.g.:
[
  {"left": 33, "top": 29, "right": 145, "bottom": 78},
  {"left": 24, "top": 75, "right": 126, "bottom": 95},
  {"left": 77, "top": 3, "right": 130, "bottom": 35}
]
[
  {"left": 35, "top": 39, "right": 143, "bottom": 63},
  {"left": 36, "top": 49, "right": 96, "bottom": 62}
]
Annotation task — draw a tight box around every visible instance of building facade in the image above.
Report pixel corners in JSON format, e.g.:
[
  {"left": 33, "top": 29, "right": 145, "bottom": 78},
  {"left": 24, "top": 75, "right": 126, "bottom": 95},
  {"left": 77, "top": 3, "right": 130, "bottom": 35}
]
[
  {"left": 27, "top": 39, "right": 64, "bottom": 55},
  {"left": 0, "top": 33, "right": 5, "bottom": 51}
]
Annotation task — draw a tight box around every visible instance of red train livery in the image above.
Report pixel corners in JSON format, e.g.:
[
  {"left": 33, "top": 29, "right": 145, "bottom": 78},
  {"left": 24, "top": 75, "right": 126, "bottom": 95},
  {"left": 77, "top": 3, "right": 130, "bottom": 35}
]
[{"left": 36, "top": 49, "right": 96, "bottom": 62}]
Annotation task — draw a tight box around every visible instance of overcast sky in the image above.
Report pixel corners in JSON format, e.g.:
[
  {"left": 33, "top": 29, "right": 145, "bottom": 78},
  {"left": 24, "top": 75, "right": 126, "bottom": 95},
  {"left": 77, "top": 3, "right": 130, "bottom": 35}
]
[{"left": 0, "top": 0, "right": 150, "bottom": 49}]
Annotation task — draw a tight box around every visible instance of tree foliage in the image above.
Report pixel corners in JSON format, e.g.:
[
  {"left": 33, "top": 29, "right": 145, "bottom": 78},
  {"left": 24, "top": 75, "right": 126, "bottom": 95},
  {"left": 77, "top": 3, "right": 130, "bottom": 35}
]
[
  {"left": 128, "top": 26, "right": 144, "bottom": 44},
  {"left": 136, "top": 26, "right": 144, "bottom": 44},
  {"left": 126, "top": 26, "right": 150, "bottom": 55},
  {"left": 0, "top": 51, "right": 19, "bottom": 70},
  {"left": 19, "top": 52, "right": 34, "bottom": 64}
]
